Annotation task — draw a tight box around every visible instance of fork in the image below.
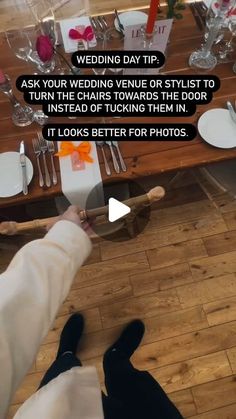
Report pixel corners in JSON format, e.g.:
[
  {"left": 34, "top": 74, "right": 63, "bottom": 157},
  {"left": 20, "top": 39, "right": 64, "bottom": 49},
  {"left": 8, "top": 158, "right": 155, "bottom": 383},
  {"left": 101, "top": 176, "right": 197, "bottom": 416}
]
[
  {"left": 112, "top": 141, "right": 127, "bottom": 172},
  {"left": 97, "top": 16, "right": 108, "bottom": 31},
  {"left": 90, "top": 17, "right": 104, "bottom": 40},
  {"left": 47, "top": 141, "right": 58, "bottom": 185},
  {"left": 105, "top": 141, "right": 120, "bottom": 173},
  {"left": 96, "top": 141, "right": 111, "bottom": 175},
  {"left": 32, "top": 137, "right": 44, "bottom": 187},
  {"left": 37, "top": 132, "right": 51, "bottom": 187}
]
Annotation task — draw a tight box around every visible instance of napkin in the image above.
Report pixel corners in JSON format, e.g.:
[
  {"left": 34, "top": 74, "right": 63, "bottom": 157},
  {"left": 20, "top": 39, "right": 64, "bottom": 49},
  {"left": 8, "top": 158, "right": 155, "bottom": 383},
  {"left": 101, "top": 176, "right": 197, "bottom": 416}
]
[{"left": 58, "top": 140, "right": 104, "bottom": 208}]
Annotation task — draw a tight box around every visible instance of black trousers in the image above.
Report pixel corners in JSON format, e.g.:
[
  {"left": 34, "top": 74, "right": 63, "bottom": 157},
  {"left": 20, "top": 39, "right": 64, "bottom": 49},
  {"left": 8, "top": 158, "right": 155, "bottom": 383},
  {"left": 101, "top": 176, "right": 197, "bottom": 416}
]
[{"left": 39, "top": 350, "right": 183, "bottom": 419}]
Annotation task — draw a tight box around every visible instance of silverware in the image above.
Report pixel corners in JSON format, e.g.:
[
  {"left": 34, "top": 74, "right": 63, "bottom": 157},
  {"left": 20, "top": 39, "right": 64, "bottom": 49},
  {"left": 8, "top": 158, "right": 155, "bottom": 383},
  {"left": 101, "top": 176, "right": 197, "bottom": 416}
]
[
  {"left": 194, "top": 1, "right": 206, "bottom": 26},
  {"left": 97, "top": 15, "right": 108, "bottom": 31},
  {"left": 101, "top": 15, "right": 108, "bottom": 29},
  {"left": 37, "top": 132, "right": 51, "bottom": 187},
  {"left": 112, "top": 141, "right": 127, "bottom": 172},
  {"left": 227, "top": 101, "right": 236, "bottom": 123},
  {"left": 47, "top": 141, "right": 58, "bottom": 185},
  {"left": 199, "top": 1, "right": 208, "bottom": 13},
  {"left": 96, "top": 16, "right": 105, "bottom": 31},
  {"left": 32, "top": 138, "right": 44, "bottom": 187},
  {"left": 105, "top": 141, "right": 120, "bottom": 173},
  {"left": 189, "top": 3, "right": 204, "bottom": 31},
  {"left": 114, "top": 9, "right": 125, "bottom": 34},
  {"left": 91, "top": 16, "right": 98, "bottom": 31},
  {"left": 96, "top": 141, "right": 111, "bottom": 176},
  {"left": 90, "top": 17, "right": 104, "bottom": 40},
  {"left": 19, "top": 140, "right": 28, "bottom": 195}
]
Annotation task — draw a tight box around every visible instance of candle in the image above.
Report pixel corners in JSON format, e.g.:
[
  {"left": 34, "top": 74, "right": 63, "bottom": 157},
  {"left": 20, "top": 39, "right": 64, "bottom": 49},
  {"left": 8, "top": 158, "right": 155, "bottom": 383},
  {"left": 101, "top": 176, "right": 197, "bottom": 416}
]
[
  {"left": 146, "top": 0, "right": 159, "bottom": 35},
  {"left": 0, "top": 69, "right": 6, "bottom": 85}
]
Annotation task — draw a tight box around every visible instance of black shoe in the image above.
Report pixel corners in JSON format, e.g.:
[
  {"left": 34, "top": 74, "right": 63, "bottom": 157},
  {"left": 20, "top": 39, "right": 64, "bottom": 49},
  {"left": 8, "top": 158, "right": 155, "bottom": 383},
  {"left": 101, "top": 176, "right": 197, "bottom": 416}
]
[
  {"left": 56, "top": 313, "right": 84, "bottom": 359},
  {"left": 105, "top": 320, "right": 145, "bottom": 359}
]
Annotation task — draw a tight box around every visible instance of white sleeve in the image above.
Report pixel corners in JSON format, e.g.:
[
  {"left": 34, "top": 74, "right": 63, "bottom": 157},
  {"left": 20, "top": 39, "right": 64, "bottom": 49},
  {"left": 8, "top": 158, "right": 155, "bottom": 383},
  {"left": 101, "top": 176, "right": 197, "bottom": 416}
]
[{"left": 0, "top": 220, "right": 92, "bottom": 418}]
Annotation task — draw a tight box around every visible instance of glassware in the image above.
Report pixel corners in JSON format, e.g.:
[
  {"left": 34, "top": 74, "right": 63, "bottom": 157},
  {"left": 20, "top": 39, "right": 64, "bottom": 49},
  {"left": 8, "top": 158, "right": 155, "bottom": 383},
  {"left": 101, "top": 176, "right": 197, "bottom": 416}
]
[
  {"left": 105, "top": 27, "right": 124, "bottom": 75},
  {"left": 6, "top": 28, "right": 55, "bottom": 74},
  {"left": 225, "top": 18, "right": 236, "bottom": 52},
  {"left": 136, "top": 25, "right": 160, "bottom": 74},
  {"left": 204, "top": 4, "right": 225, "bottom": 44},
  {"left": 27, "top": 0, "right": 56, "bottom": 43},
  {"left": 6, "top": 29, "right": 32, "bottom": 62},
  {"left": 87, "top": 32, "right": 106, "bottom": 75},
  {"left": 0, "top": 74, "right": 34, "bottom": 127},
  {"left": 189, "top": 0, "right": 236, "bottom": 70},
  {"left": 139, "top": 25, "right": 157, "bottom": 50}
]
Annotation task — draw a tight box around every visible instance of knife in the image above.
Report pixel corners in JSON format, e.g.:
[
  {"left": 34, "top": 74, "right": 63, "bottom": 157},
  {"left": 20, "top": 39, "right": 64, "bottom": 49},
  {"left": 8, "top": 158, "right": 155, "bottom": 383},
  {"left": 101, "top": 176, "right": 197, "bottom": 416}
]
[
  {"left": 227, "top": 101, "right": 236, "bottom": 124},
  {"left": 19, "top": 141, "right": 28, "bottom": 195},
  {"left": 114, "top": 9, "right": 125, "bottom": 34},
  {"left": 189, "top": 3, "right": 204, "bottom": 31}
]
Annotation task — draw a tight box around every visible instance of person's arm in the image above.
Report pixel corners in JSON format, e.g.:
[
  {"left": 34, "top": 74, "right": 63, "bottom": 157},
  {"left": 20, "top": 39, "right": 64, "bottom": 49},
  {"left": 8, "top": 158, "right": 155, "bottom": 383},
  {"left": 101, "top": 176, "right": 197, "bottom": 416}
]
[{"left": 0, "top": 211, "right": 91, "bottom": 418}]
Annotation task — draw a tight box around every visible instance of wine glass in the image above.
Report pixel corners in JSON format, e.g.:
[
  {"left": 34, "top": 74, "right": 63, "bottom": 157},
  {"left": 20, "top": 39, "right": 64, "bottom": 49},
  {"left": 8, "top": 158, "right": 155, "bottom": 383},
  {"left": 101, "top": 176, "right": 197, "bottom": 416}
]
[
  {"left": 6, "top": 30, "right": 32, "bottom": 62},
  {"left": 87, "top": 32, "right": 106, "bottom": 75},
  {"left": 6, "top": 28, "right": 55, "bottom": 74},
  {"left": 6, "top": 29, "right": 50, "bottom": 125},
  {"left": 26, "top": 0, "right": 56, "bottom": 43},
  {"left": 226, "top": 18, "right": 236, "bottom": 52},
  {"left": 189, "top": 0, "right": 235, "bottom": 70},
  {"left": 104, "top": 27, "right": 124, "bottom": 75}
]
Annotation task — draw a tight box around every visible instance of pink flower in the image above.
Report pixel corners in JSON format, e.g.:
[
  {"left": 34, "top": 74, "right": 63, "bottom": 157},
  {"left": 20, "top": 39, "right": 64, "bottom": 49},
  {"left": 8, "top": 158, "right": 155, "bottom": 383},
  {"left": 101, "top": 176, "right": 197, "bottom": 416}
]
[{"left": 36, "top": 35, "right": 54, "bottom": 62}]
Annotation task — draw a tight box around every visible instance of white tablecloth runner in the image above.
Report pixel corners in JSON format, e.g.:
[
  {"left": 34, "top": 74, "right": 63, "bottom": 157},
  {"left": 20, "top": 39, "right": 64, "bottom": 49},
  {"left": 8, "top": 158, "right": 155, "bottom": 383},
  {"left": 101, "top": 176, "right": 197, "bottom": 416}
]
[{"left": 58, "top": 141, "right": 104, "bottom": 209}]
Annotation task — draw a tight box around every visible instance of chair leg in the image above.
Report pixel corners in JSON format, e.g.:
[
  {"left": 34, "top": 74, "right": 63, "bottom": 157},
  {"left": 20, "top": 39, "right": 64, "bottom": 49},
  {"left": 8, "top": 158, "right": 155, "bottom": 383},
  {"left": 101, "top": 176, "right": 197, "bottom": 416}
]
[{"left": 125, "top": 214, "right": 139, "bottom": 238}]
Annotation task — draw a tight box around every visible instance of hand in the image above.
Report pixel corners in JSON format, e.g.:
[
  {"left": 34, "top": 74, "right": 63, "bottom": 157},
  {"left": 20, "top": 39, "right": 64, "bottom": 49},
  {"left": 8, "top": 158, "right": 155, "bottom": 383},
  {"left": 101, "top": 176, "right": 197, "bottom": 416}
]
[{"left": 46, "top": 205, "right": 81, "bottom": 231}]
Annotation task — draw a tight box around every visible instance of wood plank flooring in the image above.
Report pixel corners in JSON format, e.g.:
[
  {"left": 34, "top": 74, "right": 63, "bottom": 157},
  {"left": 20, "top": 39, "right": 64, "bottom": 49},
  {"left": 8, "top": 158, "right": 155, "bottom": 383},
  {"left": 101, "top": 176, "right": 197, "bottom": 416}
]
[{"left": 2, "top": 173, "right": 236, "bottom": 418}]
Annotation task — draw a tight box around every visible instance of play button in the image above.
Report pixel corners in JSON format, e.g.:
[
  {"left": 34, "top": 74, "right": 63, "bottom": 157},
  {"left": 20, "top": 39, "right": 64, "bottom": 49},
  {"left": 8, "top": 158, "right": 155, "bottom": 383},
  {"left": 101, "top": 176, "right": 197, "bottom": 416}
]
[
  {"left": 85, "top": 177, "right": 153, "bottom": 242},
  {"left": 108, "top": 198, "right": 131, "bottom": 222}
]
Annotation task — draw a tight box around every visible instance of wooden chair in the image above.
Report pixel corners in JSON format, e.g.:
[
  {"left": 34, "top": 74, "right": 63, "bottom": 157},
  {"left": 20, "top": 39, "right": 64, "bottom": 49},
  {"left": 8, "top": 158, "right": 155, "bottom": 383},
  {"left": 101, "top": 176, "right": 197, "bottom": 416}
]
[{"left": 0, "top": 186, "right": 165, "bottom": 242}]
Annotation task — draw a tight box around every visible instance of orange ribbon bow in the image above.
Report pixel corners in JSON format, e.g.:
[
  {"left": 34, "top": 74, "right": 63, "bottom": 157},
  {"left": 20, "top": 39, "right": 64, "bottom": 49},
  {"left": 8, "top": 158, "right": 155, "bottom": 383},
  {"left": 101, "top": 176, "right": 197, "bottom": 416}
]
[{"left": 55, "top": 141, "right": 93, "bottom": 163}]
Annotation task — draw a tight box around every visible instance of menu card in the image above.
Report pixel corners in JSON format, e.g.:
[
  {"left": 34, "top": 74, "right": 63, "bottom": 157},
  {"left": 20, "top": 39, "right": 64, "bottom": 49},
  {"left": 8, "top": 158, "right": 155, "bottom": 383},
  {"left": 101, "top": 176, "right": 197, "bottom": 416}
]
[{"left": 124, "top": 19, "right": 173, "bottom": 75}]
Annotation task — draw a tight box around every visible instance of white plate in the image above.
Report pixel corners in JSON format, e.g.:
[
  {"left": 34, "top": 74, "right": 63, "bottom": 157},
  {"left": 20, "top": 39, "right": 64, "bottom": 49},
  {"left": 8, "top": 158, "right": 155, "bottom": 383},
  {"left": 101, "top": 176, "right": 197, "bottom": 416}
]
[
  {"left": 0, "top": 152, "right": 33, "bottom": 198},
  {"left": 114, "top": 11, "right": 148, "bottom": 32},
  {"left": 198, "top": 108, "right": 236, "bottom": 149}
]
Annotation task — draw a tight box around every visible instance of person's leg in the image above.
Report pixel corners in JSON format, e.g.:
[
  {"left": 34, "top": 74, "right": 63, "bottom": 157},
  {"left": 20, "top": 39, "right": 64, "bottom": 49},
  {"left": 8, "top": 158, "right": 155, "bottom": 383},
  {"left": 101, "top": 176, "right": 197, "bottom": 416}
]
[
  {"left": 103, "top": 320, "right": 183, "bottom": 419},
  {"left": 102, "top": 392, "right": 126, "bottom": 419},
  {"left": 38, "top": 313, "right": 84, "bottom": 389},
  {"left": 39, "top": 352, "right": 81, "bottom": 388}
]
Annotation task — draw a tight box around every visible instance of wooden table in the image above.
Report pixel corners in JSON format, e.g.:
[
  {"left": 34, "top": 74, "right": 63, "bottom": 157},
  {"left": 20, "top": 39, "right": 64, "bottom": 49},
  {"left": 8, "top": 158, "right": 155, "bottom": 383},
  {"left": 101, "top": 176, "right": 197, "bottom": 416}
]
[{"left": 1, "top": 5, "right": 236, "bottom": 209}]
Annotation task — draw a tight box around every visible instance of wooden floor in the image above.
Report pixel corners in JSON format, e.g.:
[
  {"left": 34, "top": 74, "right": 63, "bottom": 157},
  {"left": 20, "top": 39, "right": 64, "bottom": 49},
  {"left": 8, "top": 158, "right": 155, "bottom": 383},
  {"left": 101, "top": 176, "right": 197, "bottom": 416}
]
[{"left": 2, "top": 171, "right": 236, "bottom": 418}]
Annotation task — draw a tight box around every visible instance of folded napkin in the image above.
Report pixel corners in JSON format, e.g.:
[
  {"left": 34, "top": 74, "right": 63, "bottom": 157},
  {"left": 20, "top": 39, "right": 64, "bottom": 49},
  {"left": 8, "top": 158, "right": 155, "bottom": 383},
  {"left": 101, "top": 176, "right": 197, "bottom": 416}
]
[{"left": 58, "top": 140, "right": 104, "bottom": 208}]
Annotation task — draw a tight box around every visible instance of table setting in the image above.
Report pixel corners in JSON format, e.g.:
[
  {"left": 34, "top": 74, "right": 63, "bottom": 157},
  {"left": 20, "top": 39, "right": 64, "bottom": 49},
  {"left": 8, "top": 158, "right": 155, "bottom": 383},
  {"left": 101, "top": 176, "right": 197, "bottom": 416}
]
[
  {"left": 1, "top": 0, "right": 236, "bottom": 209},
  {"left": 0, "top": 136, "right": 128, "bottom": 205}
]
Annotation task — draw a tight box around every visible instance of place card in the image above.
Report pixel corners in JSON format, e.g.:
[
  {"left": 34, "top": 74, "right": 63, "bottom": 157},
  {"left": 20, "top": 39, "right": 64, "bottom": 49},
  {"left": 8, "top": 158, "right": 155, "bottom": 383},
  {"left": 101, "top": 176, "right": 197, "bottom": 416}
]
[
  {"left": 59, "top": 16, "right": 96, "bottom": 53},
  {"left": 124, "top": 19, "right": 173, "bottom": 75}
]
